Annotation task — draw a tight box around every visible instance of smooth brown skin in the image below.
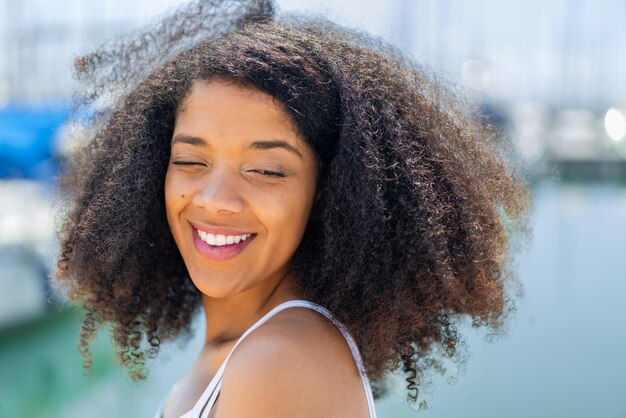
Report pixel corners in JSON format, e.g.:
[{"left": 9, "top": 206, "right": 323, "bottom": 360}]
[{"left": 162, "top": 79, "right": 369, "bottom": 417}]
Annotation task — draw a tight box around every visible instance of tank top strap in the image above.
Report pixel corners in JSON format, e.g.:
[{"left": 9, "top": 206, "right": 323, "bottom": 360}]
[
  {"left": 282, "top": 300, "right": 378, "bottom": 418},
  {"left": 191, "top": 299, "right": 313, "bottom": 417},
  {"left": 193, "top": 299, "right": 377, "bottom": 418}
]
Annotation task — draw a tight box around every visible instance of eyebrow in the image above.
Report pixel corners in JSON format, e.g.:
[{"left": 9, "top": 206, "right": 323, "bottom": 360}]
[{"left": 171, "top": 134, "right": 304, "bottom": 159}]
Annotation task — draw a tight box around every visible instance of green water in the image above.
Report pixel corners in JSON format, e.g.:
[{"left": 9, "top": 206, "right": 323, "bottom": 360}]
[
  {"left": 0, "top": 309, "right": 115, "bottom": 418},
  {"left": 0, "top": 307, "right": 168, "bottom": 418},
  {"left": 2, "top": 180, "right": 625, "bottom": 418}
]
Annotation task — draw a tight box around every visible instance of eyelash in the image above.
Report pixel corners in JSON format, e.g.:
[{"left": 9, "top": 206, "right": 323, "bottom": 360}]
[
  {"left": 255, "top": 169, "right": 287, "bottom": 178},
  {"left": 172, "top": 161, "right": 205, "bottom": 167},
  {"left": 172, "top": 161, "right": 286, "bottom": 178}
]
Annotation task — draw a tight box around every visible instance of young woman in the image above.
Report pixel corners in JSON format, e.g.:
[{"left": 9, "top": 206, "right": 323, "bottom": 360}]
[{"left": 52, "top": 1, "right": 532, "bottom": 417}]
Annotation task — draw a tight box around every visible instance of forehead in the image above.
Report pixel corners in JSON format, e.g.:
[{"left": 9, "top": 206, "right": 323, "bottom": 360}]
[
  {"left": 173, "top": 79, "right": 310, "bottom": 157},
  {"left": 177, "top": 79, "right": 294, "bottom": 127}
]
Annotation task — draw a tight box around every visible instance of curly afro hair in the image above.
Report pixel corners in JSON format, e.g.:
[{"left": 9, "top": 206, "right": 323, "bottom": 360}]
[{"left": 52, "top": 0, "right": 532, "bottom": 409}]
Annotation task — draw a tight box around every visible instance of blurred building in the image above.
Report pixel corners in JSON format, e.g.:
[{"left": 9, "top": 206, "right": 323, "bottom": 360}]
[
  {"left": 393, "top": 0, "right": 626, "bottom": 109},
  {"left": 391, "top": 0, "right": 626, "bottom": 175},
  {"left": 0, "top": 0, "right": 623, "bottom": 107},
  {"left": 0, "top": 0, "right": 183, "bottom": 102}
]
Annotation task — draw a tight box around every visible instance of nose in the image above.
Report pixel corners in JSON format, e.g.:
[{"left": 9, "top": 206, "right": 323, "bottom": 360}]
[{"left": 191, "top": 165, "right": 245, "bottom": 215}]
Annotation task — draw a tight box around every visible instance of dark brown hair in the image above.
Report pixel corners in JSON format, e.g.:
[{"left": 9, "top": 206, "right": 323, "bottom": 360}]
[{"left": 52, "top": 0, "right": 532, "bottom": 409}]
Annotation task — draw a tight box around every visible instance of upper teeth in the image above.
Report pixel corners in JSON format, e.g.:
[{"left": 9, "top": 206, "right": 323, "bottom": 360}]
[{"left": 197, "top": 230, "right": 252, "bottom": 246}]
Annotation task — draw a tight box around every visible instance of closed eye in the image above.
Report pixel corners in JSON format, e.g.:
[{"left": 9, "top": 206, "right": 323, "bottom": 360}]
[
  {"left": 172, "top": 161, "right": 203, "bottom": 166},
  {"left": 172, "top": 162, "right": 286, "bottom": 178},
  {"left": 253, "top": 170, "right": 287, "bottom": 178}
]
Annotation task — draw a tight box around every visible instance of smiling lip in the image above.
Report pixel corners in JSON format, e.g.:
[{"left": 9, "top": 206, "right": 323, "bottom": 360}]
[{"left": 192, "top": 226, "right": 256, "bottom": 260}]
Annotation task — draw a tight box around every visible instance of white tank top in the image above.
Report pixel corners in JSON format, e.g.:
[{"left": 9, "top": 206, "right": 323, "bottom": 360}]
[{"left": 153, "top": 299, "right": 377, "bottom": 418}]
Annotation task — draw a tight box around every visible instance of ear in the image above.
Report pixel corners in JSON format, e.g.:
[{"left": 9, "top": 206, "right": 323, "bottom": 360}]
[{"left": 309, "top": 190, "right": 322, "bottom": 221}]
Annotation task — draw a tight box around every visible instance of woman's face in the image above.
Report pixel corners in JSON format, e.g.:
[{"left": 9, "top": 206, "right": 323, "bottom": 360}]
[{"left": 165, "top": 79, "right": 319, "bottom": 298}]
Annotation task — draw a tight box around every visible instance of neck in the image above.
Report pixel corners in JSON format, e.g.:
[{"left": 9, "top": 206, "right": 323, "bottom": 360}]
[{"left": 200, "top": 267, "right": 303, "bottom": 349}]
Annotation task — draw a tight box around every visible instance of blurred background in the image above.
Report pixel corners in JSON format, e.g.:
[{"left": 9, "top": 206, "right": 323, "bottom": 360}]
[{"left": 1, "top": 0, "right": 625, "bottom": 417}]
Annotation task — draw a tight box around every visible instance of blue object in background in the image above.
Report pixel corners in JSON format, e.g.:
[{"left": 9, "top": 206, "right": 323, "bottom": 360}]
[{"left": 0, "top": 103, "right": 69, "bottom": 183}]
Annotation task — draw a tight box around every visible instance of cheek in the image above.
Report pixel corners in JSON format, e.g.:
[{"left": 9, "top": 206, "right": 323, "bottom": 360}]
[
  {"left": 164, "top": 171, "right": 190, "bottom": 226},
  {"left": 262, "top": 186, "right": 314, "bottom": 242}
]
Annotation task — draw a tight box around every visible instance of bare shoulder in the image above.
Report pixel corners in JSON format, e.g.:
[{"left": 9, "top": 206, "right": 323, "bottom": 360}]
[{"left": 215, "top": 307, "right": 370, "bottom": 418}]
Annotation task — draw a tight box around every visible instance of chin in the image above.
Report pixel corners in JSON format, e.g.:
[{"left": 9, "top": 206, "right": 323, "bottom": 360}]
[{"left": 189, "top": 275, "right": 242, "bottom": 299}]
